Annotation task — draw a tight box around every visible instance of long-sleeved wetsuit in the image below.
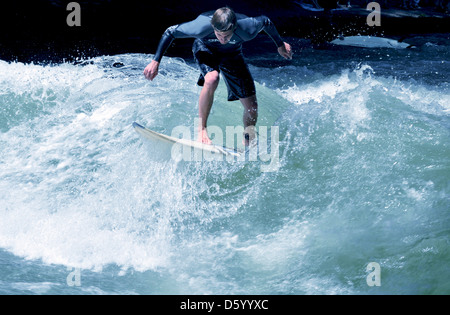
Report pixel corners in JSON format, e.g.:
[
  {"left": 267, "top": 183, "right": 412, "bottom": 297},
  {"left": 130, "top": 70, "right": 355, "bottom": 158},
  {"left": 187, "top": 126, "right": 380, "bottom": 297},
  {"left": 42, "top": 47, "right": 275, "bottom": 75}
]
[
  {"left": 153, "top": 11, "right": 285, "bottom": 62},
  {"left": 153, "top": 11, "right": 285, "bottom": 101}
]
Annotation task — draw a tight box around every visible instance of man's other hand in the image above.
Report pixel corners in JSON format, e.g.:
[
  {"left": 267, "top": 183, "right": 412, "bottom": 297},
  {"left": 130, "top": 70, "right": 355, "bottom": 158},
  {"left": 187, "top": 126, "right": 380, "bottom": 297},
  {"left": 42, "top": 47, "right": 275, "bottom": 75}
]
[
  {"left": 144, "top": 60, "right": 160, "bottom": 81},
  {"left": 278, "top": 42, "right": 293, "bottom": 60}
]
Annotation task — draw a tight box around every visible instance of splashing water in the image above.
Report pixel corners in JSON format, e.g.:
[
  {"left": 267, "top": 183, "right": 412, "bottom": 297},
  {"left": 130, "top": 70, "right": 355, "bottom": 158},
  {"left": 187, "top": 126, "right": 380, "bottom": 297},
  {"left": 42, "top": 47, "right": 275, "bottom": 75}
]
[{"left": 1, "top": 37, "right": 449, "bottom": 294}]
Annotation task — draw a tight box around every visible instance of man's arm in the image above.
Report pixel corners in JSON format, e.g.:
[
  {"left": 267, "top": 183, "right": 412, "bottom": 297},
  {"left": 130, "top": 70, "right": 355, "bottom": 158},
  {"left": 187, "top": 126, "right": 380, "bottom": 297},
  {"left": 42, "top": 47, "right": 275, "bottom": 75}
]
[
  {"left": 143, "top": 25, "right": 181, "bottom": 80},
  {"left": 254, "top": 16, "right": 285, "bottom": 48},
  {"left": 144, "top": 14, "right": 213, "bottom": 81},
  {"left": 257, "top": 16, "right": 293, "bottom": 60},
  {"left": 241, "top": 16, "right": 293, "bottom": 60},
  {"left": 152, "top": 26, "right": 177, "bottom": 63}
]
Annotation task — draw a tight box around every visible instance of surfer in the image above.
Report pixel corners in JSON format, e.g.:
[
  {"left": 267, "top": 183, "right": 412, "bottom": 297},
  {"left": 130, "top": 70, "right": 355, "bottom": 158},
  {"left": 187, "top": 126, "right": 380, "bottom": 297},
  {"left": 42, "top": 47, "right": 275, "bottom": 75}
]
[{"left": 144, "top": 7, "right": 293, "bottom": 145}]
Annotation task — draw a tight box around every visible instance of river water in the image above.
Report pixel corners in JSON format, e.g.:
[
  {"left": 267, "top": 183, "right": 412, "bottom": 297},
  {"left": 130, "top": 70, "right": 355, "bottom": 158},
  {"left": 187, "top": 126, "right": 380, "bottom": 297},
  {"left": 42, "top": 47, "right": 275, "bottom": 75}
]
[{"left": 0, "top": 34, "right": 449, "bottom": 294}]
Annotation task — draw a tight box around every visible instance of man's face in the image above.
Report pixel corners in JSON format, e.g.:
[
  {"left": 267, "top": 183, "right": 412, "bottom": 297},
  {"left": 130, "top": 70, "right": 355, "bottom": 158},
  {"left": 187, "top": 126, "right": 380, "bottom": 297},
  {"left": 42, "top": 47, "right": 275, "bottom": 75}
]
[{"left": 214, "top": 30, "right": 234, "bottom": 45}]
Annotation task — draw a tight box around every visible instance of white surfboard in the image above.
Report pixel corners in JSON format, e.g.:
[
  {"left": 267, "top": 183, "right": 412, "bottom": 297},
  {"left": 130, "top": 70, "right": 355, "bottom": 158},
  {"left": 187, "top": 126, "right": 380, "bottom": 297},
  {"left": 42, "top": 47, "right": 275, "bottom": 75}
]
[
  {"left": 133, "top": 122, "right": 243, "bottom": 160},
  {"left": 330, "top": 36, "right": 413, "bottom": 49}
]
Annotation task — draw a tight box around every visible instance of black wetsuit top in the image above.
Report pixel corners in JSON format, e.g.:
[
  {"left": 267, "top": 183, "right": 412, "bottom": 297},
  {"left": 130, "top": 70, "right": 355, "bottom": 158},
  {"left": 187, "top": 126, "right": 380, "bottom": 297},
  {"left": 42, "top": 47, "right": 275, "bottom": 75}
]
[{"left": 153, "top": 11, "right": 285, "bottom": 62}]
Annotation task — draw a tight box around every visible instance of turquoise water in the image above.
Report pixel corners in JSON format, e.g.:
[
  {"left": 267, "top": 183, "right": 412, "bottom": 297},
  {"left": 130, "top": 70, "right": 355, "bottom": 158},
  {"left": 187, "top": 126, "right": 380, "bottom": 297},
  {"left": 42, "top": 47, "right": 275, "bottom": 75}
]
[{"left": 0, "top": 35, "right": 449, "bottom": 294}]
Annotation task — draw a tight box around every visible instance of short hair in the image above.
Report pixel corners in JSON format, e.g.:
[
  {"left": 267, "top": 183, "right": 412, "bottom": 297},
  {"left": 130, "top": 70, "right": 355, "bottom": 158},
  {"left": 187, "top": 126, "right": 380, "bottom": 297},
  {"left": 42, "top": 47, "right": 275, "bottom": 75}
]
[{"left": 211, "top": 7, "right": 237, "bottom": 32}]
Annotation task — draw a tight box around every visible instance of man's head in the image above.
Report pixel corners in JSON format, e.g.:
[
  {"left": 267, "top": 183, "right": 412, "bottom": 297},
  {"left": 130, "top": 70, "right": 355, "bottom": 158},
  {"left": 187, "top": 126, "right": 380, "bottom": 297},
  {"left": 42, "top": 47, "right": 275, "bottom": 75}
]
[{"left": 211, "top": 7, "right": 237, "bottom": 45}]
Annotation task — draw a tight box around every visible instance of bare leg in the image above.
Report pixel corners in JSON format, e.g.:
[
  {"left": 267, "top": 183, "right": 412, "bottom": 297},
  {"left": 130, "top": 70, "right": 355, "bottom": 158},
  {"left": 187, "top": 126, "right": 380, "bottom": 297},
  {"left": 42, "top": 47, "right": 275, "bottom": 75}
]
[
  {"left": 240, "top": 95, "right": 258, "bottom": 146},
  {"left": 198, "top": 71, "right": 220, "bottom": 144}
]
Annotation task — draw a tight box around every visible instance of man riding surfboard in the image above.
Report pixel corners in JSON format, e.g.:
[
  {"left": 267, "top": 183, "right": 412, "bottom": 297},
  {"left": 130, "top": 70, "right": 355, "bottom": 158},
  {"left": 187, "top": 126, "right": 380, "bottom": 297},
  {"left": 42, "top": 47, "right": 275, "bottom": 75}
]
[{"left": 144, "top": 7, "right": 293, "bottom": 145}]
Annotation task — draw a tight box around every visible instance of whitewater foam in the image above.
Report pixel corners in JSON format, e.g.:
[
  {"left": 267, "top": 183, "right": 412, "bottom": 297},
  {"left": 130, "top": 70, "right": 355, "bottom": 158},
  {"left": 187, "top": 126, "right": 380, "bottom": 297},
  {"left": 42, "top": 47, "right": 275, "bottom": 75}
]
[{"left": 1, "top": 51, "right": 449, "bottom": 294}]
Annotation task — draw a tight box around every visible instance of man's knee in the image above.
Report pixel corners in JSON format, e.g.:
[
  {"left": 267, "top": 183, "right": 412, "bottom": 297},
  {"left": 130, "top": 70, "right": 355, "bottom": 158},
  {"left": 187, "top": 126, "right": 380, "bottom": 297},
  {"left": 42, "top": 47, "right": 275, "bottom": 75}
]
[{"left": 204, "top": 71, "right": 220, "bottom": 90}]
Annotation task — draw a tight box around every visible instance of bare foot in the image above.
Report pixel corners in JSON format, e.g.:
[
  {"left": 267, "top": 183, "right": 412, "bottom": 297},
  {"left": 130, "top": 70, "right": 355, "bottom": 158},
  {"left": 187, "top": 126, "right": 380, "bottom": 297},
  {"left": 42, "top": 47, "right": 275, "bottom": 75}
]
[{"left": 198, "top": 128, "right": 212, "bottom": 145}]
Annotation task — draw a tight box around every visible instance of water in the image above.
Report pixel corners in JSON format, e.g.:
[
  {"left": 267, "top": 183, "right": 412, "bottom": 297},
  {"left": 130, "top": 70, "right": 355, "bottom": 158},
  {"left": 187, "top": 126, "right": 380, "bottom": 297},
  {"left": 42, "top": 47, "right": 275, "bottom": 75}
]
[{"left": 0, "top": 34, "right": 449, "bottom": 295}]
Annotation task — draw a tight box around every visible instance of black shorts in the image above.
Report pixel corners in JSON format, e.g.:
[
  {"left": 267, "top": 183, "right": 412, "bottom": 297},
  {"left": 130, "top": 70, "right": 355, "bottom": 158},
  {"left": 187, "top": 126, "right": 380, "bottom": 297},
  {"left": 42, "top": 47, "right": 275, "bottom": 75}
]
[{"left": 193, "top": 39, "right": 256, "bottom": 102}]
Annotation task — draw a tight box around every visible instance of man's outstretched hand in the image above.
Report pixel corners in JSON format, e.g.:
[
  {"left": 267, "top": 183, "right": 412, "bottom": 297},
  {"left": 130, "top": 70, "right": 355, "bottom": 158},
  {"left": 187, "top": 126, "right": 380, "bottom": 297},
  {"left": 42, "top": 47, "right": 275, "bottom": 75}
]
[
  {"left": 144, "top": 60, "right": 160, "bottom": 81},
  {"left": 278, "top": 42, "right": 293, "bottom": 60}
]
